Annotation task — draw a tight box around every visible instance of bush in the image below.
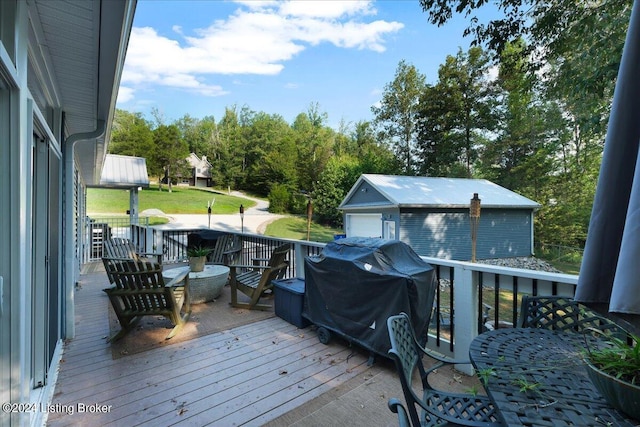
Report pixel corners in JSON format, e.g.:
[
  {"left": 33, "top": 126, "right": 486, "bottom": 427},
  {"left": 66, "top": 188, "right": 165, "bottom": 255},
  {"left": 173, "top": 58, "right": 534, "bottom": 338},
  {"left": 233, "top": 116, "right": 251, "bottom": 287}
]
[
  {"left": 268, "top": 184, "right": 291, "bottom": 213},
  {"left": 290, "top": 193, "right": 309, "bottom": 215}
]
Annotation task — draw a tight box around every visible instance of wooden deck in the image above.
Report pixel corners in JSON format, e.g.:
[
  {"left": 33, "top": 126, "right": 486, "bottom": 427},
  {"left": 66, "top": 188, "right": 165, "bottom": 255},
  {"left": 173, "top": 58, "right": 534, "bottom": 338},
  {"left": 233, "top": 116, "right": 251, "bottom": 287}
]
[{"left": 46, "top": 266, "right": 378, "bottom": 426}]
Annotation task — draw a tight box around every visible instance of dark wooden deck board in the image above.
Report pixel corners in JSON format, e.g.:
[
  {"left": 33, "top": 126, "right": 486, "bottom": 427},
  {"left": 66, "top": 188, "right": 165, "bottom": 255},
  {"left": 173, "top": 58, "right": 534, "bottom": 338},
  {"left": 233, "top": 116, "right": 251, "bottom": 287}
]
[{"left": 47, "top": 268, "right": 373, "bottom": 426}]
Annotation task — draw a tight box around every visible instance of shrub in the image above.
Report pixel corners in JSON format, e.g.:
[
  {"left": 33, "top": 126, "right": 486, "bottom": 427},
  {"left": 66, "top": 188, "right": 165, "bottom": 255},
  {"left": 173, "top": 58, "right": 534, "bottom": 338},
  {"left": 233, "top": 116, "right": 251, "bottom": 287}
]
[{"left": 268, "top": 184, "right": 290, "bottom": 213}]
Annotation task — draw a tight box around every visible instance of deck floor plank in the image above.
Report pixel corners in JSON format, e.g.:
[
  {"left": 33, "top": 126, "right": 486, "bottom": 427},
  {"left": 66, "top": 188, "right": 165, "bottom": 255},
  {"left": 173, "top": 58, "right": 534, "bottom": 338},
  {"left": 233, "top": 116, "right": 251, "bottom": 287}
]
[
  {"left": 47, "top": 267, "right": 376, "bottom": 426},
  {"left": 74, "top": 330, "right": 330, "bottom": 425}
]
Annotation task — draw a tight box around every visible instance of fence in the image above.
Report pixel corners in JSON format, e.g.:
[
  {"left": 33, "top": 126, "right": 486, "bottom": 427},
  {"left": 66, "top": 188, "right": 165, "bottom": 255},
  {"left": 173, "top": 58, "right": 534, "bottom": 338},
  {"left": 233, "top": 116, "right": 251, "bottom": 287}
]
[
  {"left": 84, "top": 217, "right": 151, "bottom": 262},
  {"left": 535, "top": 242, "right": 584, "bottom": 264},
  {"left": 89, "top": 223, "right": 580, "bottom": 369}
]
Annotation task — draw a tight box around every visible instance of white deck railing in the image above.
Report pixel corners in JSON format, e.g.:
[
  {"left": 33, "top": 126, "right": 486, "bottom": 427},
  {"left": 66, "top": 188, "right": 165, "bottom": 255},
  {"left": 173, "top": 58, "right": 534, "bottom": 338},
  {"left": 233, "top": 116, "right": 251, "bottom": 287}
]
[{"left": 127, "top": 226, "right": 579, "bottom": 372}]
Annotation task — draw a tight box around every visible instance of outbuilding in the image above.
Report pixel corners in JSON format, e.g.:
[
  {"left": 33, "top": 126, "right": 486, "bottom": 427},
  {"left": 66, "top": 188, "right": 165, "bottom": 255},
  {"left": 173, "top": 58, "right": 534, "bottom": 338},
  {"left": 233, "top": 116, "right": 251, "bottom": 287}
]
[{"left": 338, "top": 174, "right": 541, "bottom": 260}]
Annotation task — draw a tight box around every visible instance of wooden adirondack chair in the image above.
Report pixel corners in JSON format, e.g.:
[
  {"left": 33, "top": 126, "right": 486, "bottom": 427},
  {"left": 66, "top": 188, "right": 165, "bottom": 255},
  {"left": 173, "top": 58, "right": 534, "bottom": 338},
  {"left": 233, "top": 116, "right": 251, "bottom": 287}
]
[
  {"left": 208, "top": 234, "right": 242, "bottom": 266},
  {"left": 228, "top": 243, "right": 290, "bottom": 311},
  {"left": 104, "top": 237, "right": 163, "bottom": 265},
  {"left": 102, "top": 257, "right": 191, "bottom": 342}
]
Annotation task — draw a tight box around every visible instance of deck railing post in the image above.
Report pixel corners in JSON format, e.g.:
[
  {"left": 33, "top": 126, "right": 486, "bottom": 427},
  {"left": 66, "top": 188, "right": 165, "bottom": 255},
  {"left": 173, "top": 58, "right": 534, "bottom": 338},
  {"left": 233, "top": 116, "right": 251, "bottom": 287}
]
[
  {"left": 453, "top": 264, "right": 478, "bottom": 375},
  {"left": 294, "top": 242, "right": 305, "bottom": 278}
]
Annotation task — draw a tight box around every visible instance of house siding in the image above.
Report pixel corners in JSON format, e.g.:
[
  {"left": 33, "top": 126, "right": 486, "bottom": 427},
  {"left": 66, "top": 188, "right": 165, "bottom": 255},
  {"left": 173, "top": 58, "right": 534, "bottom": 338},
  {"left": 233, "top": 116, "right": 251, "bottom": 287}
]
[
  {"left": 347, "top": 181, "right": 392, "bottom": 206},
  {"left": 1, "top": 2, "right": 135, "bottom": 425},
  {"left": 399, "top": 208, "right": 533, "bottom": 260}
]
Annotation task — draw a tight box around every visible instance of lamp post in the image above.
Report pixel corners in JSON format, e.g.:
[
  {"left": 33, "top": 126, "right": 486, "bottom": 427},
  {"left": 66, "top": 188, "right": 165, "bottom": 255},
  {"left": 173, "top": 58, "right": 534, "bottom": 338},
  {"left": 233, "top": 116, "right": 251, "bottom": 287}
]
[
  {"left": 470, "top": 193, "right": 481, "bottom": 262},
  {"left": 239, "top": 204, "right": 244, "bottom": 234}
]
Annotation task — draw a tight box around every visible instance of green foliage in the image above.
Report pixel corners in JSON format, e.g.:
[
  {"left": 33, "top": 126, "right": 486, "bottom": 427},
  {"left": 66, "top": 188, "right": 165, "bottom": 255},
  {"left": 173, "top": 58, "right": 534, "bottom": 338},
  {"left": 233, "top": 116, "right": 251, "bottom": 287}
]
[
  {"left": 290, "top": 193, "right": 310, "bottom": 215},
  {"left": 313, "top": 155, "right": 361, "bottom": 226},
  {"left": 268, "top": 184, "right": 291, "bottom": 214},
  {"left": 292, "top": 106, "right": 334, "bottom": 192},
  {"left": 416, "top": 47, "right": 496, "bottom": 177},
  {"left": 586, "top": 332, "right": 640, "bottom": 385},
  {"left": 478, "top": 40, "right": 558, "bottom": 195},
  {"left": 152, "top": 124, "right": 190, "bottom": 192},
  {"left": 109, "top": 109, "right": 155, "bottom": 159},
  {"left": 512, "top": 378, "right": 541, "bottom": 394},
  {"left": 372, "top": 60, "right": 427, "bottom": 174},
  {"left": 187, "top": 246, "right": 212, "bottom": 257},
  {"left": 476, "top": 367, "right": 497, "bottom": 386}
]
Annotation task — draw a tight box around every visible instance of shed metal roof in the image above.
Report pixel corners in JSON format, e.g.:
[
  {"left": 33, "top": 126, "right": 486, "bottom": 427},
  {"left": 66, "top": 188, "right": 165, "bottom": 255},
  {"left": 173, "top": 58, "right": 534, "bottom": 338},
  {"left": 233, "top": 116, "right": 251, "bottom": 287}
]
[
  {"left": 339, "top": 174, "right": 541, "bottom": 209},
  {"left": 94, "top": 154, "right": 149, "bottom": 189}
]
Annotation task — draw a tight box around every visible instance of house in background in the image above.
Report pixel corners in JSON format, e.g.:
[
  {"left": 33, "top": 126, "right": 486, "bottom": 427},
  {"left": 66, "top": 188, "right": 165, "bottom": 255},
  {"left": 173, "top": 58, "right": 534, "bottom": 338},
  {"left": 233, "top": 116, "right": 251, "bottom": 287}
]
[
  {"left": 185, "top": 153, "right": 212, "bottom": 187},
  {"left": 339, "top": 174, "right": 541, "bottom": 260},
  {"left": 0, "top": 1, "right": 135, "bottom": 426}
]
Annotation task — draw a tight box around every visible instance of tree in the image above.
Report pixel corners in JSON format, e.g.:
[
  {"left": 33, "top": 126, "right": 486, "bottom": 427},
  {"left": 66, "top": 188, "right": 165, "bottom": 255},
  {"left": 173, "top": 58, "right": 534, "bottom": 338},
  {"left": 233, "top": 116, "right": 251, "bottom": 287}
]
[
  {"left": 175, "top": 114, "right": 212, "bottom": 155},
  {"left": 292, "top": 107, "right": 334, "bottom": 192},
  {"left": 314, "top": 155, "right": 360, "bottom": 226},
  {"left": 242, "top": 111, "right": 297, "bottom": 195},
  {"left": 416, "top": 47, "right": 496, "bottom": 177},
  {"left": 109, "top": 109, "right": 154, "bottom": 158},
  {"left": 152, "top": 124, "right": 189, "bottom": 192},
  {"left": 418, "top": 0, "right": 631, "bottom": 66},
  {"left": 479, "top": 39, "right": 556, "bottom": 196},
  {"left": 372, "top": 60, "right": 426, "bottom": 174},
  {"left": 416, "top": 83, "right": 468, "bottom": 177},
  {"left": 352, "top": 120, "right": 401, "bottom": 174},
  {"left": 419, "top": 0, "right": 631, "bottom": 167},
  {"left": 313, "top": 123, "right": 399, "bottom": 226},
  {"left": 215, "top": 107, "right": 246, "bottom": 190}
]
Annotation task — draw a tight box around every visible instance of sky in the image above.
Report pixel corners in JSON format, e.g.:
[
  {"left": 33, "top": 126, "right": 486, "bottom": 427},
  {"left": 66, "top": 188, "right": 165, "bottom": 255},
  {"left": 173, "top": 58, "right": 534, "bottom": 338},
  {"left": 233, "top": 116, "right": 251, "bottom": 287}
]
[{"left": 116, "top": 0, "right": 495, "bottom": 130}]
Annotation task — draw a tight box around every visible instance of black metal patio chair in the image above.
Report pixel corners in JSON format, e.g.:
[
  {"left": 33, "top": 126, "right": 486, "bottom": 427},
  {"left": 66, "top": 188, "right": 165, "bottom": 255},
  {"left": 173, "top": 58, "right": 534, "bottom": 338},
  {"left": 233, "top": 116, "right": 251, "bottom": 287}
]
[
  {"left": 387, "top": 312, "right": 501, "bottom": 427},
  {"left": 388, "top": 398, "right": 411, "bottom": 427},
  {"left": 518, "top": 295, "right": 625, "bottom": 335}
]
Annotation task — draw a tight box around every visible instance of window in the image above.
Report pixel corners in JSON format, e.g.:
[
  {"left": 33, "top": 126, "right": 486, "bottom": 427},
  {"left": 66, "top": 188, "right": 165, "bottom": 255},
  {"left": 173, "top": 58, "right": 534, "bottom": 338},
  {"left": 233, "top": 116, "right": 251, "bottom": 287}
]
[{"left": 384, "top": 220, "right": 396, "bottom": 240}]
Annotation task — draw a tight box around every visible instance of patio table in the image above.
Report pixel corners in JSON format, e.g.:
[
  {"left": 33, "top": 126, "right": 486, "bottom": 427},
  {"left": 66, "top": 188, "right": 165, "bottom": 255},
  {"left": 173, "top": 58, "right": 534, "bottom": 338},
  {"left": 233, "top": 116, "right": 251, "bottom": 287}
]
[
  {"left": 469, "top": 328, "right": 637, "bottom": 426},
  {"left": 163, "top": 265, "right": 229, "bottom": 304}
]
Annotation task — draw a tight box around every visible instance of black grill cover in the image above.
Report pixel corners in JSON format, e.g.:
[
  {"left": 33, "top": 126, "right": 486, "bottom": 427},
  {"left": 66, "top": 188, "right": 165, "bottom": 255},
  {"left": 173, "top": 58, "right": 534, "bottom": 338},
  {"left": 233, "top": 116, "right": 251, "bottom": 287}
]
[{"left": 303, "top": 237, "right": 435, "bottom": 358}]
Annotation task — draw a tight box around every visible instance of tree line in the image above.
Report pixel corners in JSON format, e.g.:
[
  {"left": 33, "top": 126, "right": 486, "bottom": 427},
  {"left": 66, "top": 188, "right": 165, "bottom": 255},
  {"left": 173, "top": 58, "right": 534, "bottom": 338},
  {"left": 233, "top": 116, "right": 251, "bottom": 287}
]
[{"left": 109, "top": 0, "right": 632, "bottom": 249}]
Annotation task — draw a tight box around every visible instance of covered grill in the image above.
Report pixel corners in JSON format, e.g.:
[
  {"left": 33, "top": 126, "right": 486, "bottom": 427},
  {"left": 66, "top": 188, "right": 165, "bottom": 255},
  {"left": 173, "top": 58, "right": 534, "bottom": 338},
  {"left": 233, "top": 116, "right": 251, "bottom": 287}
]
[{"left": 303, "top": 237, "right": 435, "bottom": 359}]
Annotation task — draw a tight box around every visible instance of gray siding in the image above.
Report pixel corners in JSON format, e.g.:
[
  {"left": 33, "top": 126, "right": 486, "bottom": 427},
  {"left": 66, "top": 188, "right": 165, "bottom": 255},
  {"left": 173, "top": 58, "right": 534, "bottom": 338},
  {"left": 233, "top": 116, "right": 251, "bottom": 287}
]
[
  {"left": 346, "top": 181, "right": 393, "bottom": 205},
  {"left": 399, "top": 208, "right": 533, "bottom": 260}
]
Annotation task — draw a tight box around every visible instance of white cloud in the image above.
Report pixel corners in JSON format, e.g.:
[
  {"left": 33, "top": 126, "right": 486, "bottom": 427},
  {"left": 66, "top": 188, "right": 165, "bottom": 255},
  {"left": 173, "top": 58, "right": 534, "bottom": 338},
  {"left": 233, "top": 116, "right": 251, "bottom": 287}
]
[
  {"left": 117, "top": 86, "right": 135, "bottom": 103},
  {"left": 121, "top": 0, "right": 402, "bottom": 100},
  {"left": 278, "top": 0, "right": 376, "bottom": 18}
]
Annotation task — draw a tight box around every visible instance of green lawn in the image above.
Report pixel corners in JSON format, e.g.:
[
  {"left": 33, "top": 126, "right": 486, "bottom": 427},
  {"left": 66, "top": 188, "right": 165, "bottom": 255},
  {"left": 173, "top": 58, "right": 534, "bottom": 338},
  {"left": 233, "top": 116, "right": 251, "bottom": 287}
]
[
  {"left": 87, "top": 187, "right": 256, "bottom": 214},
  {"left": 264, "top": 217, "right": 344, "bottom": 243}
]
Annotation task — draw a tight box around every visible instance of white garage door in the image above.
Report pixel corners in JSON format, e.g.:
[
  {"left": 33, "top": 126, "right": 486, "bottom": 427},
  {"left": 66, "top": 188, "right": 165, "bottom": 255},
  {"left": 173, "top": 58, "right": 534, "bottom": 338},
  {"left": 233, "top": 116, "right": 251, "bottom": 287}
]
[{"left": 346, "top": 213, "right": 382, "bottom": 238}]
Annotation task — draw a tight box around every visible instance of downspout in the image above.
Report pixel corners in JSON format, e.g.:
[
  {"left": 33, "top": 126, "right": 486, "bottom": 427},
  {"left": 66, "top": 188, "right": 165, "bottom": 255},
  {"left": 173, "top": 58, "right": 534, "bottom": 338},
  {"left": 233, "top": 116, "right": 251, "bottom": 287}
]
[{"left": 62, "top": 120, "right": 105, "bottom": 339}]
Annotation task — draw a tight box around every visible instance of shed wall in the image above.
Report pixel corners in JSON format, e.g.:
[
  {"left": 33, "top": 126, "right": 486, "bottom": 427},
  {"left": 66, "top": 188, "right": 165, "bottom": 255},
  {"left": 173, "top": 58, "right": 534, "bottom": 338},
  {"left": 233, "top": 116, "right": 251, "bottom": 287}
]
[
  {"left": 399, "top": 208, "right": 533, "bottom": 260},
  {"left": 347, "top": 181, "right": 392, "bottom": 205}
]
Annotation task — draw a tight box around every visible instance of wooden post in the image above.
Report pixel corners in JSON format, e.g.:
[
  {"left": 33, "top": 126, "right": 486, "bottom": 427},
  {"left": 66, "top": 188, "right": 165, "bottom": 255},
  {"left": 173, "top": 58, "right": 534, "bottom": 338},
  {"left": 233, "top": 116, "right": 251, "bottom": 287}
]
[
  {"left": 470, "top": 193, "right": 481, "bottom": 262},
  {"left": 306, "top": 200, "right": 313, "bottom": 240}
]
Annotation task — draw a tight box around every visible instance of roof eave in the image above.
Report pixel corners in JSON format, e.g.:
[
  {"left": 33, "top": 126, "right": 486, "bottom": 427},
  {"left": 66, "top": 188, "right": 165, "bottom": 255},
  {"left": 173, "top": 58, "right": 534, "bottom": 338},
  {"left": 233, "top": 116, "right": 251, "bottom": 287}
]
[
  {"left": 397, "top": 203, "right": 541, "bottom": 210},
  {"left": 71, "top": 0, "right": 137, "bottom": 186}
]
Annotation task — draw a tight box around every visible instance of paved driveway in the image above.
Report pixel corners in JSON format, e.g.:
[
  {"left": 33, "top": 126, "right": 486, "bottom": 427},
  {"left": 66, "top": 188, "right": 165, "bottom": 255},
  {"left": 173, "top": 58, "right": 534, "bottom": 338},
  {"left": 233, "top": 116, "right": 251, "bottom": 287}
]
[{"left": 147, "top": 192, "right": 284, "bottom": 234}]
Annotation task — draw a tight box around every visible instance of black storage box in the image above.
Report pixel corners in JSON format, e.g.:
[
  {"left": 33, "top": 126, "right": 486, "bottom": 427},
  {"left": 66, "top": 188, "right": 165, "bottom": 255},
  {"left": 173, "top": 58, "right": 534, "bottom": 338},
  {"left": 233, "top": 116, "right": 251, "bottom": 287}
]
[
  {"left": 273, "top": 278, "right": 310, "bottom": 328},
  {"left": 303, "top": 237, "right": 435, "bottom": 358}
]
